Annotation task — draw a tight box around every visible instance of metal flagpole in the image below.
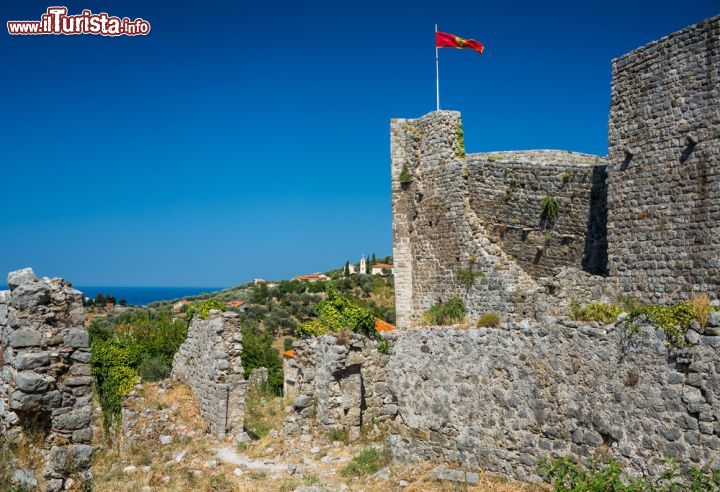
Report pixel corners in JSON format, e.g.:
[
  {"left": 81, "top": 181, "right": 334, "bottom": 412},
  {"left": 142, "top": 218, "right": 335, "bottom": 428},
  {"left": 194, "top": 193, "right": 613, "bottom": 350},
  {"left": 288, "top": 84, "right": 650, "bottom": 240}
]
[{"left": 435, "top": 24, "right": 440, "bottom": 111}]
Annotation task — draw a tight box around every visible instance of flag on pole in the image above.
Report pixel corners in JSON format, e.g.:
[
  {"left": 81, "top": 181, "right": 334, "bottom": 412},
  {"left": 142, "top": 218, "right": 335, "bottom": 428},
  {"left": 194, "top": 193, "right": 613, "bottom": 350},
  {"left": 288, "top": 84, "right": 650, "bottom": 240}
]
[{"left": 436, "top": 31, "right": 484, "bottom": 55}]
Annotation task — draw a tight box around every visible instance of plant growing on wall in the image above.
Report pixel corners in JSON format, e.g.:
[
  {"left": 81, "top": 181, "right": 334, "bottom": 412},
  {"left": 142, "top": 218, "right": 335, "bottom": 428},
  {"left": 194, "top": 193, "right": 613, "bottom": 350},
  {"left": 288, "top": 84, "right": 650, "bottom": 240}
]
[
  {"left": 457, "top": 268, "right": 484, "bottom": 287},
  {"left": 477, "top": 312, "right": 501, "bottom": 328},
  {"left": 399, "top": 164, "right": 413, "bottom": 185},
  {"left": 540, "top": 194, "right": 559, "bottom": 220},
  {"left": 455, "top": 121, "right": 466, "bottom": 158},
  {"left": 186, "top": 298, "right": 226, "bottom": 321},
  {"left": 422, "top": 297, "right": 466, "bottom": 325}
]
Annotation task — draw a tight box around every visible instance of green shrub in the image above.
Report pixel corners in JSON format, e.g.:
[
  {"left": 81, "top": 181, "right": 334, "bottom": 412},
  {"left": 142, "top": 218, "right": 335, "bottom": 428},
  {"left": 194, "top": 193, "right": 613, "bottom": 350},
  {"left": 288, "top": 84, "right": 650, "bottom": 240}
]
[
  {"left": 541, "top": 194, "right": 560, "bottom": 220},
  {"left": 89, "top": 309, "right": 188, "bottom": 427},
  {"left": 539, "top": 456, "right": 720, "bottom": 491},
  {"left": 477, "top": 312, "right": 501, "bottom": 328},
  {"left": 296, "top": 287, "right": 375, "bottom": 338},
  {"left": 186, "top": 298, "right": 226, "bottom": 321},
  {"left": 137, "top": 356, "right": 171, "bottom": 382},
  {"left": 423, "top": 297, "right": 465, "bottom": 325},
  {"left": 328, "top": 427, "right": 350, "bottom": 444},
  {"left": 570, "top": 302, "right": 621, "bottom": 324},
  {"left": 341, "top": 447, "right": 388, "bottom": 477},
  {"left": 457, "top": 268, "right": 484, "bottom": 287},
  {"left": 283, "top": 337, "right": 294, "bottom": 350},
  {"left": 629, "top": 303, "right": 696, "bottom": 347},
  {"left": 399, "top": 164, "right": 413, "bottom": 184},
  {"left": 241, "top": 323, "right": 284, "bottom": 394},
  {"left": 90, "top": 339, "right": 139, "bottom": 428}
]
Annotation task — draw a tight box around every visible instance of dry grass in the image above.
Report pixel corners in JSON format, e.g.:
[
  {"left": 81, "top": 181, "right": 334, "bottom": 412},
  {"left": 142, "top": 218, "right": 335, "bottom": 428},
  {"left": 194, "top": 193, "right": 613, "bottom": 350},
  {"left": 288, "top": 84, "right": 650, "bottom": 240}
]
[
  {"left": 688, "top": 293, "right": 711, "bottom": 329},
  {"left": 243, "top": 388, "right": 287, "bottom": 440},
  {"left": 359, "top": 463, "right": 543, "bottom": 491}
]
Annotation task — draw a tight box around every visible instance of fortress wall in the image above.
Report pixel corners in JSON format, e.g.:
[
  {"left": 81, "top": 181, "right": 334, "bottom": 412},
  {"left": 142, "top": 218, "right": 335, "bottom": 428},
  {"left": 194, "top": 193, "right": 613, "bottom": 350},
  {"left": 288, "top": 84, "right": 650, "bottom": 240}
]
[
  {"left": 385, "top": 323, "right": 720, "bottom": 482},
  {"left": 607, "top": 15, "right": 720, "bottom": 302},
  {"left": 171, "top": 311, "right": 245, "bottom": 438},
  {"left": 466, "top": 151, "right": 608, "bottom": 277},
  {"left": 0, "top": 269, "right": 93, "bottom": 491},
  {"left": 391, "top": 111, "right": 607, "bottom": 327},
  {"left": 284, "top": 321, "right": 720, "bottom": 482}
]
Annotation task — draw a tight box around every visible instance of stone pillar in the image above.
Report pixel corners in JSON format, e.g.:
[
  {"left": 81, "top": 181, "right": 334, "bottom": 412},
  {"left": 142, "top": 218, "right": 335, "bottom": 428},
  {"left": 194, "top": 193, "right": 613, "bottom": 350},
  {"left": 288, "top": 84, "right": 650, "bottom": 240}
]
[{"left": 0, "top": 268, "right": 92, "bottom": 491}]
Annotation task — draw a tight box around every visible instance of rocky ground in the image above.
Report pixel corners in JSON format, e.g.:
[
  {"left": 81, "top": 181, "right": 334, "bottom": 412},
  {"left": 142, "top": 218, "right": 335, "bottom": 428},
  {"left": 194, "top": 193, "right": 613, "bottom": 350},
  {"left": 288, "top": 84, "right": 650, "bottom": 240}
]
[{"left": 91, "top": 381, "right": 540, "bottom": 491}]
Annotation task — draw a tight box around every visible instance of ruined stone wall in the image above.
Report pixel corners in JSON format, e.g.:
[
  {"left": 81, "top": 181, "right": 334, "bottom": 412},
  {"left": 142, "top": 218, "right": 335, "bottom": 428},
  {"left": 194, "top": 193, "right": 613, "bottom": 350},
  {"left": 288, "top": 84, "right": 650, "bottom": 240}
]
[
  {"left": 286, "top": 321, "right": 720, "bottom": 482},
  {"left": 283, "top": 334, "right": 392, "bottom": 442},
  {"left": 607, "top": 15, "right": 720, "bottom": 303},
  {"left": 0, "top": 269, "right": 93, "bottom": 491},
  {"left": 171, "top": 311, "right": 245, "bottom": 438},
  {"left": 391, "top": 111, "right": 607, "bottom": 327}
]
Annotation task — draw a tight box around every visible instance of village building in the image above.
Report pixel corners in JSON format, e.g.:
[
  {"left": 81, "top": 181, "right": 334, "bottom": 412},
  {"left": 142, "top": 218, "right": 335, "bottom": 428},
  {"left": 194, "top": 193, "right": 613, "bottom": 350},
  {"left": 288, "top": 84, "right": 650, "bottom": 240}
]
[
  {"left": 370, "top": 263, "right": 394, "bottom": 276},
  {"left": 293, "top": 273, "right": 330, "bottom": 282}
]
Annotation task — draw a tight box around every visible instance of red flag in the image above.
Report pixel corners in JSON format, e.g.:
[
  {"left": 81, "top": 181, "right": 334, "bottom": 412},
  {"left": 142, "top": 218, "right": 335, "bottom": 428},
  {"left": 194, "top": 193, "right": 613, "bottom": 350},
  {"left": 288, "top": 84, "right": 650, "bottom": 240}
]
[{"left": 436, "top": 31, "right": 484, "bottom": 55}]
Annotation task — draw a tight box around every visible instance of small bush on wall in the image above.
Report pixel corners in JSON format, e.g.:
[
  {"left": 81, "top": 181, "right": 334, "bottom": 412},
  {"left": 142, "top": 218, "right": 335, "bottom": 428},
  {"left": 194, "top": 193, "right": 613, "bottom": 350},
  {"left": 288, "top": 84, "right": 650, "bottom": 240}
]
[
  {"left": 422, "top": 297, "right": 465, "bottom": 325},
  {"left": 399, "top": 164, "right": 413, "bottom": 184},
  {"left": 477, "top": 312, "right": 501, "bottom": 328},
  {"left": 457, "top": 268, "right": 484, "bottom": 287},
  {"left": 569, "top": 301, "right": 620, "bottom": 324},
  {"left": 541, "top": 194, "right": 559, "bottom": 220}
]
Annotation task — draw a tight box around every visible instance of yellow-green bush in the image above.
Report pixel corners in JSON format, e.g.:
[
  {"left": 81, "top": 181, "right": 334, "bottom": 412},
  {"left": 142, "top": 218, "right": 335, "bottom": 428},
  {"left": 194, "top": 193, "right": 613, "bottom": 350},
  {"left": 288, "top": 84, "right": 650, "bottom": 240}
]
[
  {"left": 186, "top": 298, "right": 226, "bottom": 321},
  {"left": 296, "top": 287, "right": 375, "bottom": 338},
  {"left": 570, "top": 301, "right": 621, "bottom": 324},
  {"left": 477, "top": 312, "right": 501, "bottom": 328},
  {"left": 89, "top": 309, "right": 188, "bottom": 428},
  {"left": 629, "top": 303, "right": 695, "bottom": 347}
]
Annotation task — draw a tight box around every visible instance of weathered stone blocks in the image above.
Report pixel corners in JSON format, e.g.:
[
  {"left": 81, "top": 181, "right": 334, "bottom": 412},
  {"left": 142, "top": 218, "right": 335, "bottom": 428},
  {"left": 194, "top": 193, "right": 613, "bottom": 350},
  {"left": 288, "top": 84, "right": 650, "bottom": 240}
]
[
  {"left": 171, "top": 310, "right": 245, "bottom": 439},
  {"left": 0, "top": 268, "right": 93, "bottom": 490}
]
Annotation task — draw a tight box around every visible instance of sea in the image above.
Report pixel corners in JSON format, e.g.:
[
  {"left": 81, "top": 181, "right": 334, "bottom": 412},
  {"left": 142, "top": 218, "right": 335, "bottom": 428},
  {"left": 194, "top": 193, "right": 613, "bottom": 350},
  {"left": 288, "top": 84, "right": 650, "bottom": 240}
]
[{"left": 74, "top": 286, "right": 226, "bottom": 307}]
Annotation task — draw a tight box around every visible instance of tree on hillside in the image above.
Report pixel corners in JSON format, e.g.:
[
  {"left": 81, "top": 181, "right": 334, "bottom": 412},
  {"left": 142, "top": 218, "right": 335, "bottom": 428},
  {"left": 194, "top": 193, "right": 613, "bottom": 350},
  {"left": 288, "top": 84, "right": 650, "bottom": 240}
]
[{"left": 344, "top": 261, "right": 350, "bottom": 277}]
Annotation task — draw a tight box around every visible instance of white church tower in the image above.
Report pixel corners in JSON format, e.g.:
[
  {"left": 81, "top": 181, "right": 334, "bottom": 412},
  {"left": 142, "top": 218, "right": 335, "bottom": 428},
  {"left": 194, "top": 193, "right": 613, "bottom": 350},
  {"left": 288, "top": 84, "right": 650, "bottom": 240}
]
[{"left": 359, "top": 255, "right": 367, "bottom": 275}]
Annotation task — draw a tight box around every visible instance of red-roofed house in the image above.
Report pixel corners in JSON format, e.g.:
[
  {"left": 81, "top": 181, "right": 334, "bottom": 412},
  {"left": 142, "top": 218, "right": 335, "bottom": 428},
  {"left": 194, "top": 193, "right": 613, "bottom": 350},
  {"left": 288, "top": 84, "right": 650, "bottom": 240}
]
[
  {"left": 226, "top": 299, "right": 247, "bottom": 312},
  {"left": 370, "top": 263, "right": 394, "bottom": 276}
]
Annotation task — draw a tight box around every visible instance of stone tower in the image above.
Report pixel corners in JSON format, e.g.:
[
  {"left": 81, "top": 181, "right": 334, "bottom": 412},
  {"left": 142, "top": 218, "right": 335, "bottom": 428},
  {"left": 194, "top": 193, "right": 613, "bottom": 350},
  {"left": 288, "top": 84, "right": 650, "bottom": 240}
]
[{"left": 359, "top": 255, "right": 367, "bottom": 275}]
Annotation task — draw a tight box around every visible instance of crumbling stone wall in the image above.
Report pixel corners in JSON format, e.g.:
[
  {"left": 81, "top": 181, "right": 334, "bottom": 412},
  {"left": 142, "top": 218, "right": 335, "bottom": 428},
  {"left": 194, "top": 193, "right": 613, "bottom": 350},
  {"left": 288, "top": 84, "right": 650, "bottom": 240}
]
[
  {"left": 606, "top": 15, "right": 719, "bottom": 303},
  {"left": 283, "top": 334, "right": 393, "bottom": 441},
  {"left": 385, "top": 323, "right": 720, "bottom": 482},
  {"left": 171, "top": 310, "right": 245, "bottom": 438},
  {"left": 287, "top": 321, "right": 720, "bottom": 482},
  {"left": 0, "top": 269, "right": 93, "bottom": 491},
  {"left": 391, "top": 111, "right": 607, "bottom": 326}
]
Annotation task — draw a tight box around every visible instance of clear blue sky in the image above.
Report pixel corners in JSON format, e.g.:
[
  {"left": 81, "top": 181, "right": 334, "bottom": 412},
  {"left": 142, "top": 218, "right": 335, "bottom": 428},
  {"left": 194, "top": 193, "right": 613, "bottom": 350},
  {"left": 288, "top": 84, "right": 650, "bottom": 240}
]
[{"left": 2, "top": 1, "right": 717, "bottom": 286}]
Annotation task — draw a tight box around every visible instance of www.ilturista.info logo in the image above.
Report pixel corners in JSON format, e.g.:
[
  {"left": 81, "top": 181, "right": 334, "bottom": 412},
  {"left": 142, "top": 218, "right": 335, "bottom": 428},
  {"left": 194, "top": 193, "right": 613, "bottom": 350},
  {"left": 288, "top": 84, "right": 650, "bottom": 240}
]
[{"left": 7, "top": 7, "right": 151, "bottom": 36}]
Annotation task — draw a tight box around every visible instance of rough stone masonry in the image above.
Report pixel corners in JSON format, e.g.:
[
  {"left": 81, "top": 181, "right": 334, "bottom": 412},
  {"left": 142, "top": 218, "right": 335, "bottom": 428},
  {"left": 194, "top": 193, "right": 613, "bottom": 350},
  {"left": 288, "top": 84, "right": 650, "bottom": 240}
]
[
  {"left": 0, "top": 268, "right": 93, "bottom": 491},
  {"left": 392, "top": 15, "right": 720, "bottom": 327},
  {"left": 171, "top": 310, "right": 245, "bottom": 439},
  {"left": 284, "top": 14, "right": 720, "bottom": 485}
]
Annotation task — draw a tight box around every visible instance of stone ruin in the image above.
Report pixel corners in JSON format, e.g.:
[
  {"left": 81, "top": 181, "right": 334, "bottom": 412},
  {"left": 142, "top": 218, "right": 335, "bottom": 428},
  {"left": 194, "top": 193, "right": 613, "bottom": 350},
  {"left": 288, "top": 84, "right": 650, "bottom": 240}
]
[
  {"left": 283, "top": 334, "right": 393, "bottom": 442},
  {"left": 171, "top": 310, "right": 246, "bottom": 439},
  {"left": 392, "top": 15, "right": 719, "bottom": 326},
  {"left": 284, "top": 15, "right": 720, "bottom": 483},
  {"left": 0, "top": 268, "right": 93, "bottom": 491},
  {"left": 0, "top": 14, "right": 717, "bottom": 490}
]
